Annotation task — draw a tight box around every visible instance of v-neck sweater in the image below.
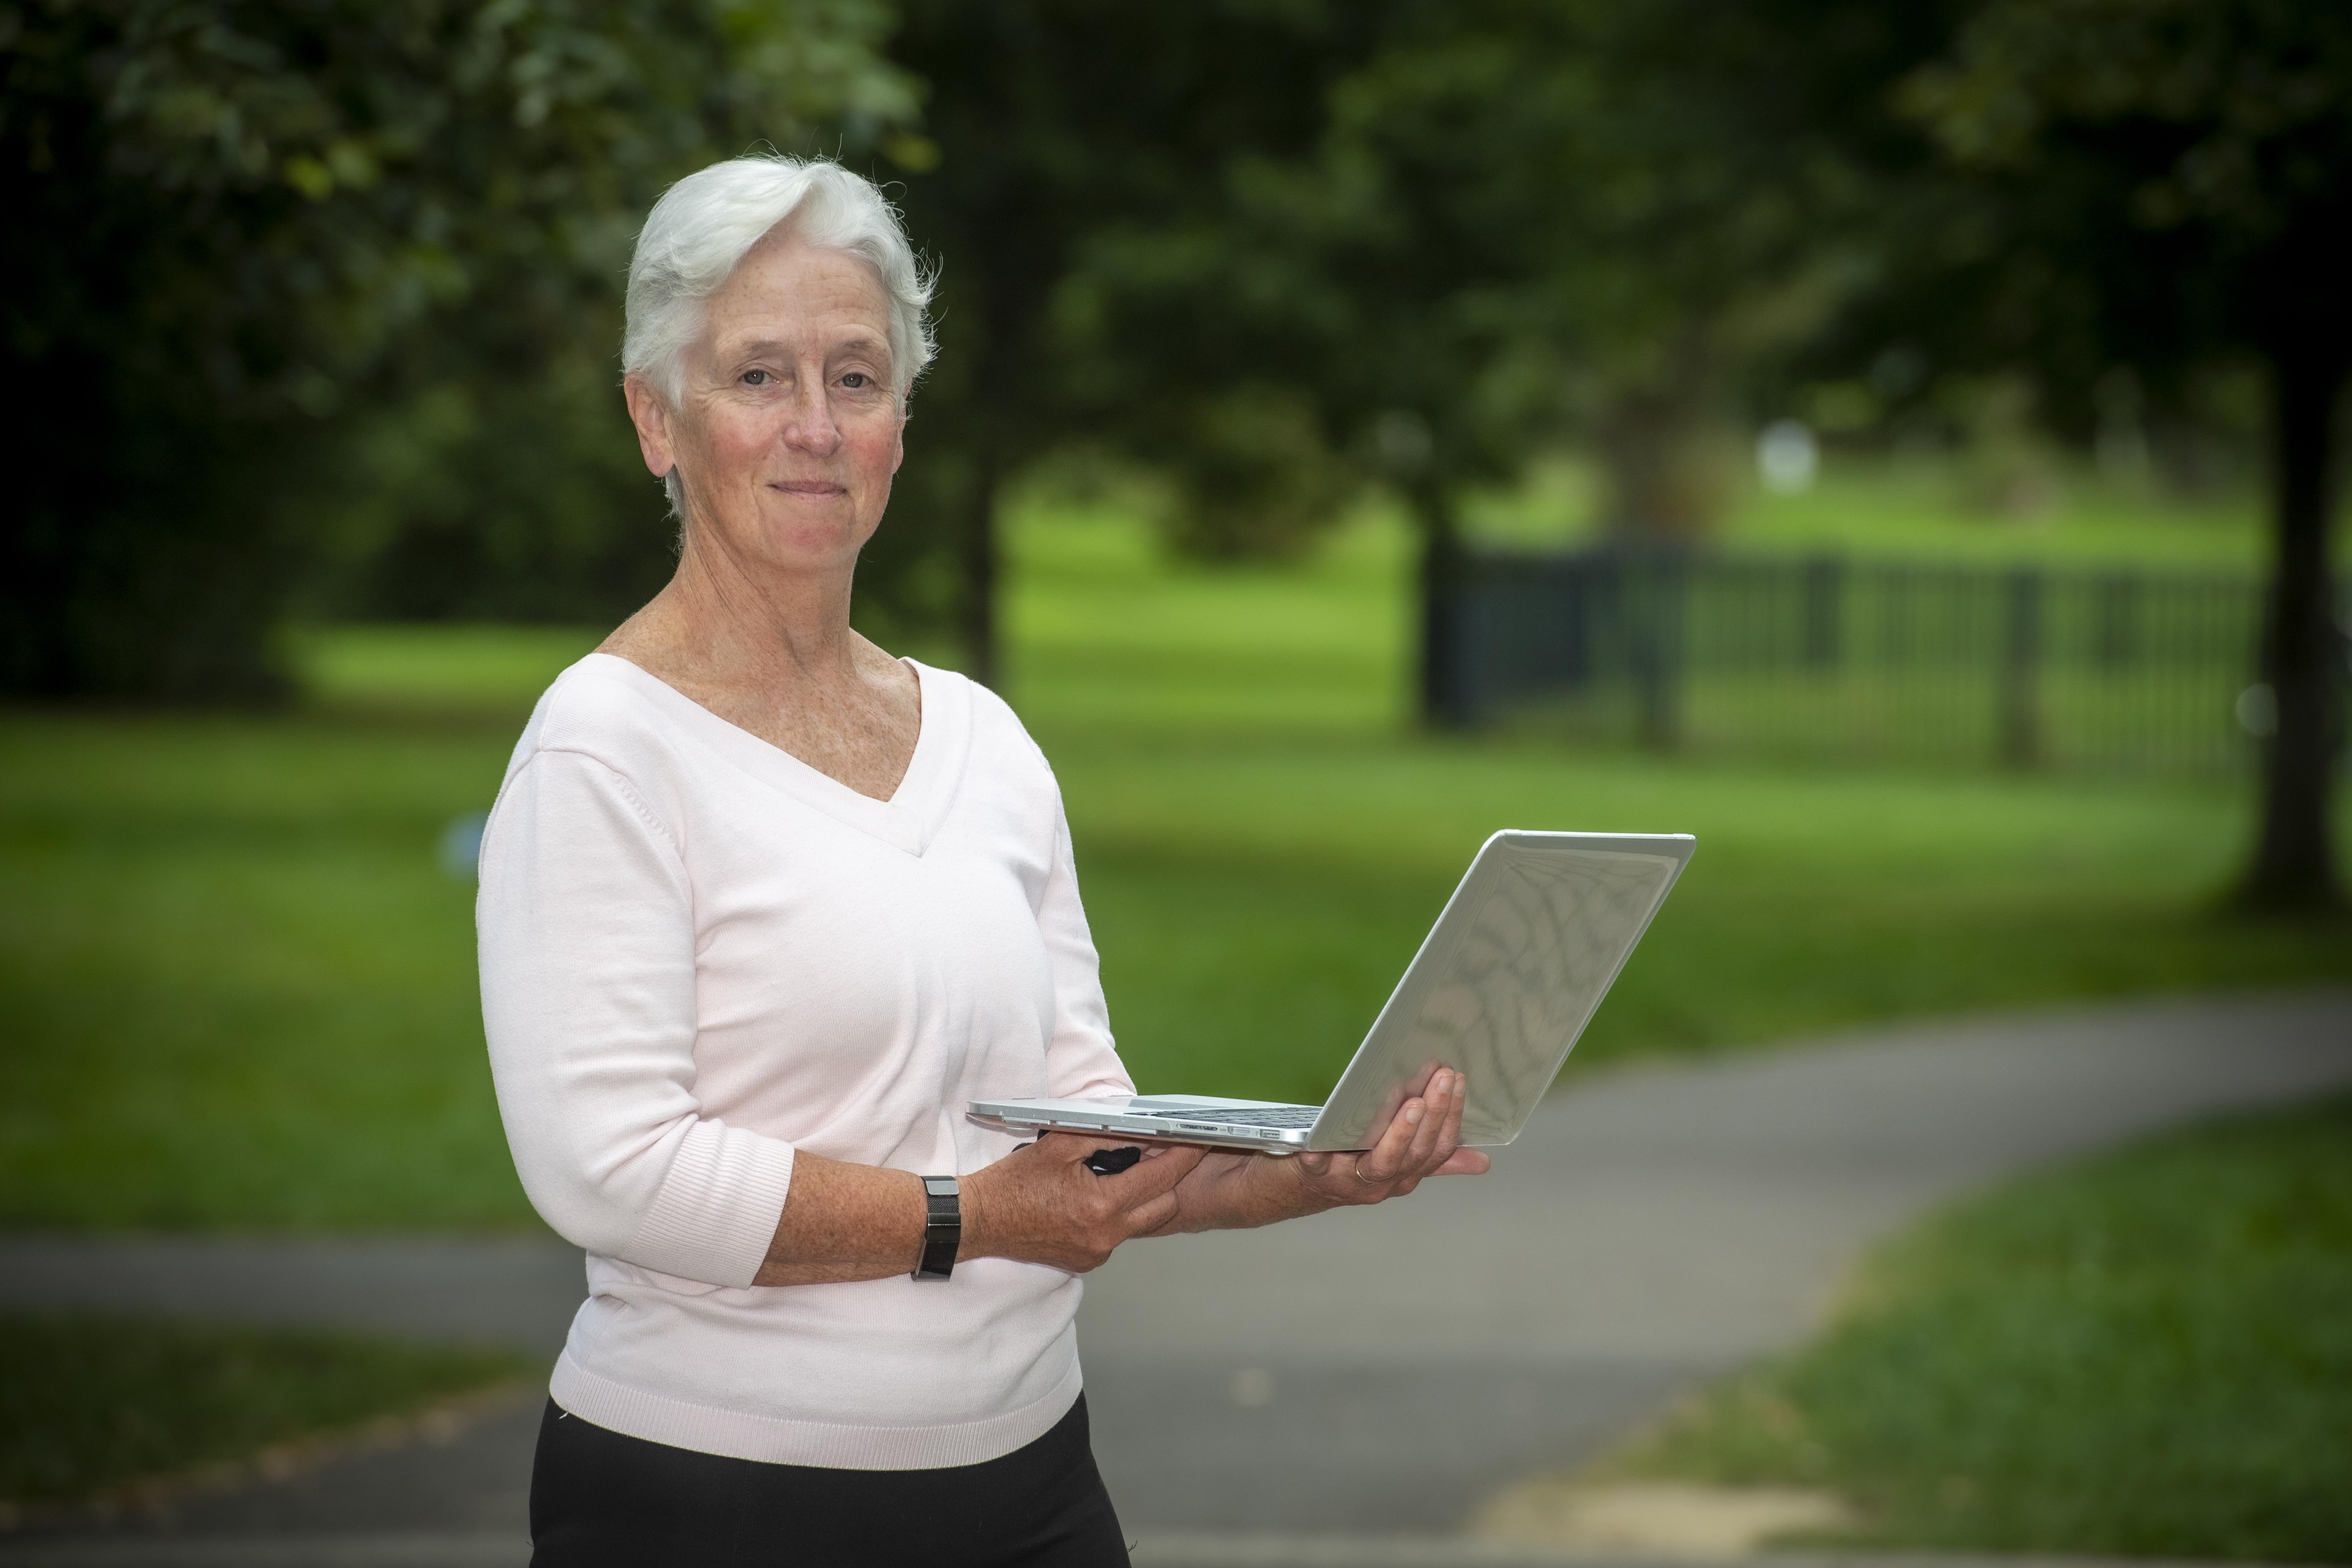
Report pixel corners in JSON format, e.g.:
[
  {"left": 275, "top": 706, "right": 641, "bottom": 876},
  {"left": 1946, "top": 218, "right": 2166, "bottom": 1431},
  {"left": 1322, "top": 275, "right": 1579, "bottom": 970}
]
[{"left": 477, "top": 654, "right": 1135, "bottom": 1470}]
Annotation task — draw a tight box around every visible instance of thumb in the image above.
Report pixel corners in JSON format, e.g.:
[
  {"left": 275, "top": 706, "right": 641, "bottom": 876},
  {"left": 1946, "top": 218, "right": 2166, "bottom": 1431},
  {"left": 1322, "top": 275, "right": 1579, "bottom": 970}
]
[
  {"left": 1112, "top": 1142, "right": 1206, "bottom": 1201},
  {"left": 1034, "top": 1132, "right": 1109, "bottom": 1166}
]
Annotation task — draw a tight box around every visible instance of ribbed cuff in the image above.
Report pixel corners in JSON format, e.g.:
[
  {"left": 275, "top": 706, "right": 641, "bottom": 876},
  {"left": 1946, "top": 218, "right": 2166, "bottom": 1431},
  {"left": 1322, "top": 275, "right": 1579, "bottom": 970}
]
[{"left": 623, "top": 1119, "right": 796, "bottom": 1288}]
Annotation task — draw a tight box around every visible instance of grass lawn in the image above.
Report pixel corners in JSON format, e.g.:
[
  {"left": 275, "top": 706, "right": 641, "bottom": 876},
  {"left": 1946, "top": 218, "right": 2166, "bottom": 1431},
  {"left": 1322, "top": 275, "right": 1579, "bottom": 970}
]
[
  {"left": 1611, "top": 1094, "right": 2352, "bottom": 1563},
  {"left": 1009, "top": 506, "right": 2345, "bottom": 1103},
  {"left": 0, "top": 1312, "right": 526, "bottom": 1512},
  {"left": 1, "top": 501, "right": 2345, "bottom": 1228},
  {"left": 1466, "top": 449, "right": 2268, "bottom": 569}
]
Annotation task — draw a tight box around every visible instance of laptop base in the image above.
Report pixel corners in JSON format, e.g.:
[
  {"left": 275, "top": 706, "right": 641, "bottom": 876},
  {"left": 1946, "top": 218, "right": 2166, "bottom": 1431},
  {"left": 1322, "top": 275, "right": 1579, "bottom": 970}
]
[{"left": 967, "top": 1094, "right": 1318, "bottom": 1153}]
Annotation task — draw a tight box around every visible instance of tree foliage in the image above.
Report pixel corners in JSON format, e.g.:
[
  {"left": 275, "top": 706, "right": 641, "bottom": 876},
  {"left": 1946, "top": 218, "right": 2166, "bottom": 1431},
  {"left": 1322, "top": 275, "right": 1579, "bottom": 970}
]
[
  {"left": 8, "top": 0, "right": 2341, "bottom": 910},
  {"left": 1859, "top": 0, "right": 2352, "bottom": 908},
  {"left": 1, "top": 0, "right": 910, "bottom": 697},
  {"left": 871, "top": 0, "right": 1374, "bottom": 682},
  {"left": 1062, "top": 0, "right": 1952, "bottom": 716}
]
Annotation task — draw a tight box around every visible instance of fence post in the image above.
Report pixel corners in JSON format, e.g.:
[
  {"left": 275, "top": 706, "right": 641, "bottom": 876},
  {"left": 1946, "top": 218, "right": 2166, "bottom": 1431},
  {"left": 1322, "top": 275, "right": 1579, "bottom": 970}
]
[
  {"left": 2094, "top": 574, "right": 2136, "bottom": 668},
  {"left": 1634, "top": 553, "right": 1685, "bottom": 750},
  {"left": 1999, "top": 568, "right": 2043, "bottom": 767},
  {"left": 1803, "top": 556, "right": 1843, "bottom": 671},
  {"left": 1557, "top": 555, "right": 1593, "bottom": 691},
  {"left": 1435, "top": 552, "right": 1482, "bottom": 728}
]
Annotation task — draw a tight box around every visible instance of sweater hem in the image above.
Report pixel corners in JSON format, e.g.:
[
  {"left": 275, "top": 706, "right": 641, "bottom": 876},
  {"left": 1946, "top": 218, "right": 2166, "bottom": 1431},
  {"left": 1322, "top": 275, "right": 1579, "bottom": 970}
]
[{"left": 547, "top": 1350, "right": 1084, "bottom": 1471}]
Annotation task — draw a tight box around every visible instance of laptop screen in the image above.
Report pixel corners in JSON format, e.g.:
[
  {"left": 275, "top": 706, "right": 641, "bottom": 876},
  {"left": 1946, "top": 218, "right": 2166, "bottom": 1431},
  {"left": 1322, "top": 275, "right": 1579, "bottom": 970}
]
[{"left": 1312, "top": 833, "right": 1691, "bottom": 1149}]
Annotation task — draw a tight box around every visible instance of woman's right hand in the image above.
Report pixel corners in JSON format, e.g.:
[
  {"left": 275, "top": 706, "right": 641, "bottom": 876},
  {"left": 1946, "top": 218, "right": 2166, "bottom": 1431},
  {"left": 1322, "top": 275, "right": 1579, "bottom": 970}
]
[{"left": 961, "top": 1134, "right": 1207, "bottom": 1273}]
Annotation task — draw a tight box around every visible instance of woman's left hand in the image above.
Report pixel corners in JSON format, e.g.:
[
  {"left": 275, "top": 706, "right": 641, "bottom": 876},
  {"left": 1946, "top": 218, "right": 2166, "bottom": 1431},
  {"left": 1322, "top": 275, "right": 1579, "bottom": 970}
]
[{"left": 1143, "top": 1067, "right": 1490, "bottom": 1236}]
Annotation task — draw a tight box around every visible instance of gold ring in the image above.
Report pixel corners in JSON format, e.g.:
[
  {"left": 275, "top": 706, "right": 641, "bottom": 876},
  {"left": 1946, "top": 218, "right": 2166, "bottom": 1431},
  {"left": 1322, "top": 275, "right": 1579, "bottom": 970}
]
[{"left": 1352, "top": 1165, "right": 1383, "bottom": 1184}]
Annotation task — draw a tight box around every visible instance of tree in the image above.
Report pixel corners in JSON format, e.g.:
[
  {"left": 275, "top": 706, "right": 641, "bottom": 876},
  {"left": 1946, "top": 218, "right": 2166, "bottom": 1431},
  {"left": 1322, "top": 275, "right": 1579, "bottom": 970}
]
[
  {"left": 877, "top": 0, "right": 1369, "bottom": 687},
  {"left": 1072, "top": 0, "right": 1954, "bottom": 723},
  {"left": 1878, "top": 0, "right": 2350, "bottom": 910},
  {"left": 1, "top": 0, "right": 911, "bottom": 699},
  {"left": 1088, "top": 7, "right": 1587, "bottom": 722},
  {"left": 882, "top": 0, "right": 1957, "bottom": 715}
]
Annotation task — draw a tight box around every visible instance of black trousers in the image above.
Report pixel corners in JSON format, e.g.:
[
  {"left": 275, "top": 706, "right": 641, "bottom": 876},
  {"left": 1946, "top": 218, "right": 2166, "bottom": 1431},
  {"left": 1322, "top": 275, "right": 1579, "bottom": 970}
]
[{"left": 528, "top": 1395, "right": 1130, "bottom": 1568}]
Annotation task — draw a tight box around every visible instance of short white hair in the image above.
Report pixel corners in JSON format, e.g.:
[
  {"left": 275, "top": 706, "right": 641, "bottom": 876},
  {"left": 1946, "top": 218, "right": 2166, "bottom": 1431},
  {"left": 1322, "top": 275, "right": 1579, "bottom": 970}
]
[{"left": 623, "top": 155, "right": 936, "bottom": 511}]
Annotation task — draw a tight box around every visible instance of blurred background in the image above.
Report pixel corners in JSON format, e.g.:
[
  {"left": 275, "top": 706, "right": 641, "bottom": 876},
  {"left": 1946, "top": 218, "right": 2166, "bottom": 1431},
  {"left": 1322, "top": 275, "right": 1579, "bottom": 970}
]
[{"left": 3, "top": 0, "right": 2349, "bottom": 1561}]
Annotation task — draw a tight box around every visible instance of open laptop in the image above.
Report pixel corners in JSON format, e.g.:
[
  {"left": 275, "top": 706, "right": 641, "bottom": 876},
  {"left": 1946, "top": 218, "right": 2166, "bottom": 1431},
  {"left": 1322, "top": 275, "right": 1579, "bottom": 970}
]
[{"left": 970, "top": 830, "right": 1694, "bottom": 1154}]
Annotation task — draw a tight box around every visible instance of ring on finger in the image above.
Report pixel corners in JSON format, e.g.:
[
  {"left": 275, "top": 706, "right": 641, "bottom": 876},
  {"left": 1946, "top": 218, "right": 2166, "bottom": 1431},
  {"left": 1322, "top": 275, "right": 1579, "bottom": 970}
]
[{"left": 1352, "top": 1164, "right": 1384, "bottom": 1185}]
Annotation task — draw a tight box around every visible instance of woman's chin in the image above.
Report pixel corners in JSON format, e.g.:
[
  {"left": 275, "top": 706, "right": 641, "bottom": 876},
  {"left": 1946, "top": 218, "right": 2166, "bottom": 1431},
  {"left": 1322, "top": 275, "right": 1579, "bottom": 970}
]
[
  {"left": 727, "top": 510, "right": 867, "bottom": 567},
  {"left": 757, "top": 536, "right": 870, "bottom": 578}
]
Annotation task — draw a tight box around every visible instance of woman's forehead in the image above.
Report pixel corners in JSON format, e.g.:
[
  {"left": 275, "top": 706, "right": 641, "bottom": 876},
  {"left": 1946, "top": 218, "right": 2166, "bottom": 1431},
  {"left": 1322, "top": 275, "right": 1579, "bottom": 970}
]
[{"left": 708, "top": 234, "right": 891, "bottom": 346}]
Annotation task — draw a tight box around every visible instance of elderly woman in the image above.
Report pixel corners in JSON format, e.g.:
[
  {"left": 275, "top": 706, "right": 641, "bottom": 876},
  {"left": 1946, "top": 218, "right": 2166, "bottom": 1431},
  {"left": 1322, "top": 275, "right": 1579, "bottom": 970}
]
[{"left": 479, "top": 155, "right": 1486, "bottom": 1567}]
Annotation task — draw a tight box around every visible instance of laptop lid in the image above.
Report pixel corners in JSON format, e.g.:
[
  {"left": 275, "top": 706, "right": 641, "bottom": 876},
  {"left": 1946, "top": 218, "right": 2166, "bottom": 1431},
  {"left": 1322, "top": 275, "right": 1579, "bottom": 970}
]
[{"left": 1307, "top": 830, "right": 1694, "bottom": 1151}]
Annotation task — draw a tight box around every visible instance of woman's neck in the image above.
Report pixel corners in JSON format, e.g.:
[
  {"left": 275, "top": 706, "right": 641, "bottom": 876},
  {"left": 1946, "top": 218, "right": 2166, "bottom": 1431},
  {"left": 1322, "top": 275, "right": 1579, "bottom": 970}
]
[
  {"left": 597, "top": 526, "right": 923, "bottom": 801},
  {"left": 636, "top": 533, "right": 861, "bottom": 692}
]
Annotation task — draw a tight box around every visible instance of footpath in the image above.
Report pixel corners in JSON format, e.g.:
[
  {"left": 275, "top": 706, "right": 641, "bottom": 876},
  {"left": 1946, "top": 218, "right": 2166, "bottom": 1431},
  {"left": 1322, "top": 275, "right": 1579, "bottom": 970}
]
[{"left": 3, "top": 990, "right": 2349, "bottom": 1568}]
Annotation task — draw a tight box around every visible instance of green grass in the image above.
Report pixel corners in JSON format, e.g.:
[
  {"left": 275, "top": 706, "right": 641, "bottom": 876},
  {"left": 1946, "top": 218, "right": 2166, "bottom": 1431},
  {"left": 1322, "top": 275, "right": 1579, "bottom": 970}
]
[
  {"left": 1463, "top": 449, "right": 2268, "bottom": 569},
  {"left": 1006, "top": 506, "right": 2347, "bottom": 1104},
  {"left": 1614, "top": 1094, "right": 2352, "bottom": 1562},
  {"left": 0, "top": 1312, "right": 526, "bottom": 1509},
  {"left": 0, "top": 712, "right": 535, "bottom": 1227},
  {"left": 0, "top": 501, "right": 2344, "bottom": 1227},
  {"left": 299, "top": 623, "right": 606, "bottom": 714}
]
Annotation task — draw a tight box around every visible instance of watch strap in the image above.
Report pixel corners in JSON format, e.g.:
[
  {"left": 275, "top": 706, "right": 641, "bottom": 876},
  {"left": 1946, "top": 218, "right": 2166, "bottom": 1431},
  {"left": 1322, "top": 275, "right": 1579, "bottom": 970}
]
[{"left": 913, "top": 1174, "right": 961, "bottom": 1281}]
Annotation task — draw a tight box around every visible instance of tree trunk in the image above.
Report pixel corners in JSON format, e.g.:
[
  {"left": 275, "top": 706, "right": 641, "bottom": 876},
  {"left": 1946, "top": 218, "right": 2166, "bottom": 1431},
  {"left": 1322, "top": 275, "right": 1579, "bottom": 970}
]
[
  {"left": 957, "top": 446, "right": 1002, "bottom": 692},
  {"left": 1597, "top": 332, "right": 1729, "bottom": 542},
  {"left": 1413, "top": 483, "right": 1470, "bottom": 729},
  {"left": 2235, "top": 344, "right": 2347, "bottom": 912}
]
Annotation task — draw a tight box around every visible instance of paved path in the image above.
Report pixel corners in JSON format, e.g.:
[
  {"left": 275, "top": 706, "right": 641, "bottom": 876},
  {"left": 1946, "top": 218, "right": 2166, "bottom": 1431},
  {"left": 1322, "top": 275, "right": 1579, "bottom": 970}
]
[{"left": 5, "top": 990, "right": 2349, "bottom": 1562}]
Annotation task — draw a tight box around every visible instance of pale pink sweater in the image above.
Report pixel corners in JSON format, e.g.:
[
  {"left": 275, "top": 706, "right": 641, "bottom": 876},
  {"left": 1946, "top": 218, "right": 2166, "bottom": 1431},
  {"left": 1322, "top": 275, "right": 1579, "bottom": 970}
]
[{"left": 477, "top": 653, "right": 1135, "bottom": 1469}]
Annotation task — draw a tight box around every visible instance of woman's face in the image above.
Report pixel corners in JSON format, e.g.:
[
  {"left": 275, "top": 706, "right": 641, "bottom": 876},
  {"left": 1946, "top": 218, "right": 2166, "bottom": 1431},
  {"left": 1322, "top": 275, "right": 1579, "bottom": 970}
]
[{"left": 629, "top": 229, "right": 905, "bottom": 580}]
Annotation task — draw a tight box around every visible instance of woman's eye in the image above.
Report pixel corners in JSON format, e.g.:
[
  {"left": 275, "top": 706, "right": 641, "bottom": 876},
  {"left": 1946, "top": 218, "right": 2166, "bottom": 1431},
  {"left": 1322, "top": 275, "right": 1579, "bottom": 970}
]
[
  {"left": 840, "top": 372, "right": 870, "bottom": 389},
  {"left": 742, "top": 369, "right": 769, "bottom": 386}
]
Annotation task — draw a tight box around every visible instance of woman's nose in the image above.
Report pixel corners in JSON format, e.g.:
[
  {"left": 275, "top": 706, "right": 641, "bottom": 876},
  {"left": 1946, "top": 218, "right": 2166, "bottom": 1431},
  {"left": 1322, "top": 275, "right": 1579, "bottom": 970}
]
[{"left": 777, "top": 384, "right": 842, "bottom": 455}]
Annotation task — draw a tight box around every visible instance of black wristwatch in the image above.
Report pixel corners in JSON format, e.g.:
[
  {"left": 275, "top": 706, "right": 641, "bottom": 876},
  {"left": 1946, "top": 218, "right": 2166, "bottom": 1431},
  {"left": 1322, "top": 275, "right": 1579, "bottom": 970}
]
[{"left": 912, "top": 1175, "right": 961, "bottom": 1281}]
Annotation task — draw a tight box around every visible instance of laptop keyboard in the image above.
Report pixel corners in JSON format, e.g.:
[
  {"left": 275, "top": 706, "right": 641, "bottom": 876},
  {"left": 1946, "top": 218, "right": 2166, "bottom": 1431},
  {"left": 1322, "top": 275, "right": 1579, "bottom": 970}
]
[{"left": 1136, "top": 1105, "right": 1320, "bottom": 1128}]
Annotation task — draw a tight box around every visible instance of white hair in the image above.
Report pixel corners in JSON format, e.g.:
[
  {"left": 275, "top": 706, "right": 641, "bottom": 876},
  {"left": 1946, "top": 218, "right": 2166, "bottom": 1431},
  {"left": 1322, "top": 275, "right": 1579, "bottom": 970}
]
[{"left": 623, "top": 155, "right": 936, "bottom": 514}]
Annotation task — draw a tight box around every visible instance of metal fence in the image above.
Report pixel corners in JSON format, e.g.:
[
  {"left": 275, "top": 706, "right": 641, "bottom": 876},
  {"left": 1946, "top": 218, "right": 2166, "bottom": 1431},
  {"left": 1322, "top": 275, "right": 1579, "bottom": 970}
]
[{"left": 1446, "top": 548, "right": 2290, "bottom": 774}]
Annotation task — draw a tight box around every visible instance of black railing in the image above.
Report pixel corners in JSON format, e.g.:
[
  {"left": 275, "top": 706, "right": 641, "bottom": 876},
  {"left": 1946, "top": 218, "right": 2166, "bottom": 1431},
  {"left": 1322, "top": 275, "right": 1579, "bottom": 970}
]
[{"left": 1444, "top": 547, "right": 2301, "bottom": 774}]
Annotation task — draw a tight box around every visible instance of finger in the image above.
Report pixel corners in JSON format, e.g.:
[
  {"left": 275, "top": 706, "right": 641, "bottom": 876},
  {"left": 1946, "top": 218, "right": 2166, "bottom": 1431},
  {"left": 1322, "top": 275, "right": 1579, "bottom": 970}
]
[
  {"left": 1107, "top": 1141, "right": 1206, "bottom": 1203},
  {"left": 1433, "top": 1147, "right": 1492, "bottom": 1176},
  {"left": 1390, "top": 1069, "right": 1460, "bottom": 1183},
  {"left": 1129, "top": 1188, "right": 1183, "bottom": 1235},
  {"left": 1297, "top": 1152, "right": 1334, "bottom": 1177},
  {"left": 1356, "top": 1089, "right": 1426, "bottom": 1184},
  {"left": 1409, "top": 1068, "right": 1467, "bottom": 1178},
  {"left": 1355, "top": 1113, "right": 1416, "bottom": 1185},
  {"left": 1048, "top": 1133, "right": 1179, "bottom": 1171},
  {"left": 1034, "top": 1130, "right": 1113, "bottom": 1165},
  {"left": 1398, "top": 1069, "right": 1453, "bottom": 1173}
]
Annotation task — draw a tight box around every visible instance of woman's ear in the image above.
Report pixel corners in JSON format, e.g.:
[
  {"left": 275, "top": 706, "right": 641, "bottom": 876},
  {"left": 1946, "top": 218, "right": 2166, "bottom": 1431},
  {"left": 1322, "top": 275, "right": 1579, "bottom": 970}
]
[{"left": 623, "top": 374, "right": 679, "bottom": 481}]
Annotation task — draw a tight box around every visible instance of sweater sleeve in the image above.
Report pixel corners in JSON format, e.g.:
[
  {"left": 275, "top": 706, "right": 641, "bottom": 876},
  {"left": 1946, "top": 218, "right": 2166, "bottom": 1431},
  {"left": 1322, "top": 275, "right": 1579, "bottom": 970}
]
[
  {"left": 1036, "top": 795, "right": 1138, "bottom": 1100},
  {"left": 477, "top": 747, "right": 794, "bottom": 1287}
]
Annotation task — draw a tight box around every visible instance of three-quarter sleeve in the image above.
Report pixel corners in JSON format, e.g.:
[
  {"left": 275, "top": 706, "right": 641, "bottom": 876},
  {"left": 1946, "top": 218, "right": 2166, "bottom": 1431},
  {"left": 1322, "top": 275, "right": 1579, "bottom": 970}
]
[
  {"left": 1035, "top": 797, "right": 1138, "bottom": 1101},
  {"left": 477, "top": 746, "right": 793, "bottom": 1288}
]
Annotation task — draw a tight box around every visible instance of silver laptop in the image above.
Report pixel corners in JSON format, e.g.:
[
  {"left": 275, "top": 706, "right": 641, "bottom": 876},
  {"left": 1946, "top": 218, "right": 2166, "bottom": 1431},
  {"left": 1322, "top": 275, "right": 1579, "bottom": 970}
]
[{"left": 969, "top": 830, "right": 1694, "bottom": 1154}]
